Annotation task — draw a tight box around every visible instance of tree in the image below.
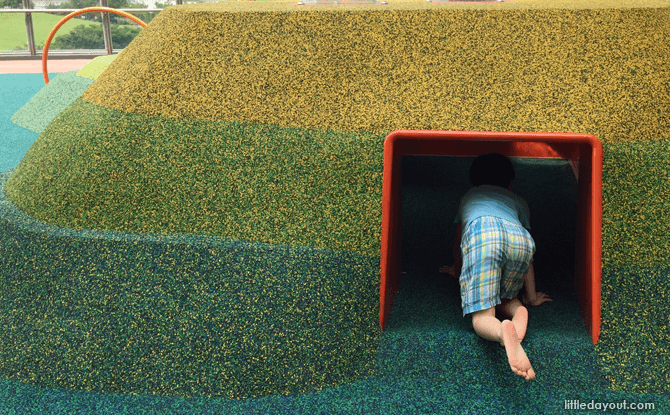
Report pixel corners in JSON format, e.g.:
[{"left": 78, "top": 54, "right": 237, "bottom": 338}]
[
  {"left": 124, "top": 1, "right": 158, "bottom": 25},
  {"left": 42, "top": 1, "right": 163, "bottom": 25},
  {"left": 47, "top": 0, "right": 135, "bottom": 24},
  {"left": 1, "top": 0, "right": 34, "bottom": 8},
  {"left": 43, "top": 23, "right": 142, "bottom": 49}
]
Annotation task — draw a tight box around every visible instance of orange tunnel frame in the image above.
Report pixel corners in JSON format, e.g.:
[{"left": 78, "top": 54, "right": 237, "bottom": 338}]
[
  {"left": 42, "top": 7, "right": 147, "bottom": 85},
  {"left": 379, "top": 130, "right": 603, "bottom": 344}
]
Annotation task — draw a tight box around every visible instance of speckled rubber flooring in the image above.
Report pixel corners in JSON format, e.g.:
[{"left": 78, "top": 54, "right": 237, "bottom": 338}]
[
  {"left": 1, "top": 0, "right": 670, "bottom": 412},
  {"left": 2, "top": 79, "right": 669, "bottom": 414}
]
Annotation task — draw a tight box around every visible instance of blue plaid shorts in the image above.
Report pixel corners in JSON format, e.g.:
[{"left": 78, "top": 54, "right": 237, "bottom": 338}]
[{"left": 459, "top": 216, "right": 535, "bottom": 316}]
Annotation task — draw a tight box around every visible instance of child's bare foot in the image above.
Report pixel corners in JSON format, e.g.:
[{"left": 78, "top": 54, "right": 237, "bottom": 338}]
[
  {"left": 501, "top": 320, "right": 535, "bottom": 380},
  {"left": 498, "top": 304, "right": 528, "bottom": 346}
]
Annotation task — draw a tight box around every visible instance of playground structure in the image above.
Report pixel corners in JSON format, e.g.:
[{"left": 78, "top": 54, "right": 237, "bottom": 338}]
[
  {"left": 1, "top": 0, "right": 669, "bottom": 408},
  {"left": 380, "top": 130, "right": 603, "bottom": 344},
  {"left": 36, "top": 8, "right": 604, "bottom": 345}
]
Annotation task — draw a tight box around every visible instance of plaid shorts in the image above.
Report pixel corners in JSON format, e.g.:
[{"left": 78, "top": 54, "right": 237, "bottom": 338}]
[{"left": 459, "top": 216, "right": 535, "bottom": 316}]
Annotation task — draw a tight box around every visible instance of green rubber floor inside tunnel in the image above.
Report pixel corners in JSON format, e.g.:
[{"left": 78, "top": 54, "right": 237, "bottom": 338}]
[{"left": 391, "top": 156, "right": 603, "bottom": 389}]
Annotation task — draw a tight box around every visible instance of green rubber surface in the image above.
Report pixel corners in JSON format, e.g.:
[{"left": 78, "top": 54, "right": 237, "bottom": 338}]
[{"left": 76, "top": 54, "right": 119, "bottom": 80}]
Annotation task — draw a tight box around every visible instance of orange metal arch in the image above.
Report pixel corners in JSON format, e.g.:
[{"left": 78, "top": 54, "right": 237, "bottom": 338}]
[{"left": 42, "top": 7, "right": 147, "bottom": 84}]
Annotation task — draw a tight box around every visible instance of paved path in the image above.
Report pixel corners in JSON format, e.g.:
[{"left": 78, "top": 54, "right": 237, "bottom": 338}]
[{"left": 0, "top": 59, "right": 92, "bottom": 74}]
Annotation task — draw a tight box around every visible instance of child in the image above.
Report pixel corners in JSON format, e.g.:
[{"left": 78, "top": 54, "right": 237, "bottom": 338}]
[{"left": 442, "top": 153, "right": 551, "bottom": 380}]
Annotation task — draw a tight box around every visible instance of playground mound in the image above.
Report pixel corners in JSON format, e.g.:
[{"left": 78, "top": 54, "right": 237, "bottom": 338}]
[
  {"left": 7, "top": 3, "right": 670, "bottom": 255},
  {"left": 2, "top": 0, "right": 670, "bottom": 400}
]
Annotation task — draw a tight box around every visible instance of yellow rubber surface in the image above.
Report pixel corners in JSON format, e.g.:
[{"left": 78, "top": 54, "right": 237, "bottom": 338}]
[
  {"left": 76, "top": 54, "right": 119, "bottom": 80},
  {"left": 81, "top": 3, "right": 670, "bottom": 144}
]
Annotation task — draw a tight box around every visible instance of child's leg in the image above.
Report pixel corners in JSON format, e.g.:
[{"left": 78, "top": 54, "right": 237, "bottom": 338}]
[
  {"left": 500, "top": 319, "right": 535, "bottom": 380},
  {"left": 471, "top": 307, "right": 535, "bottom": 380},
  {"left": 471, "top": 307, "right": 503, "bottom": 342},
  {"left": 498, "top": 223, "right": 536, "bottom": 344},
  {"left": 496, "top": 298, "right": 528, "bottom": 342}
]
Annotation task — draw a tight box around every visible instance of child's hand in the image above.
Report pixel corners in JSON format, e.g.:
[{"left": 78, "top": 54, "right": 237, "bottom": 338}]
[
  {"left": 439, "top": 265, "right": 458, "bottom": 278},
  {"left": 522, "top": 292, "right": 553, "bottom": 307}
]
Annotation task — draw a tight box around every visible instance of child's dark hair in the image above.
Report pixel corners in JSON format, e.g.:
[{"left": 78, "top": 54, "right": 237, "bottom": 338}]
[{"left": 469, "top": 153, "right": 515, "bottom": 189}]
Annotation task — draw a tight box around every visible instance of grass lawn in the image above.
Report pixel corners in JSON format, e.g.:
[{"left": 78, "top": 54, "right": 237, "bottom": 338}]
[{"left": 0, "top": 12, "right": 100, "bottom": 52}]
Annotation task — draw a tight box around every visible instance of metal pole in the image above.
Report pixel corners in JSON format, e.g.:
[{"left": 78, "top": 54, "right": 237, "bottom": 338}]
[
  {"left": 22, "top": 0, "right": 36, "bottom": 56},
  {"left": 100, "top": 0, "right": 114, "bottom": 55}
]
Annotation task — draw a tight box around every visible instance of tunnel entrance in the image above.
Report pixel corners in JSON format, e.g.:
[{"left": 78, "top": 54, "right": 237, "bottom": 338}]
[{"left": 379, "top": 131, "right": 602, "bottom": 344}]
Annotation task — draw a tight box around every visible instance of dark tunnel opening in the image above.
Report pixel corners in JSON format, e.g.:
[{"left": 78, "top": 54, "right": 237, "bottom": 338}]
[{"left": 394, "top": 155, "right": 580, "bottom": 328}]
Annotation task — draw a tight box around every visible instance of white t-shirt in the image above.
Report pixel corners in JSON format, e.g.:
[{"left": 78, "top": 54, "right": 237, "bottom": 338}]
[{"left": 454, "top": 185, "right": 531, "bottom": 231}]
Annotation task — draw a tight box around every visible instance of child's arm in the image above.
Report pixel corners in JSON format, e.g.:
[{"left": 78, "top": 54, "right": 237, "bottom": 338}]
[
  {"left": 522, "top": 263, "right": 553, "bottom": 306},
  {"left": 453, "top": 223, "right": 462, "bottom": 278},
  {"left": 439, "top": 224, "right": 462, "bottom": 278}
]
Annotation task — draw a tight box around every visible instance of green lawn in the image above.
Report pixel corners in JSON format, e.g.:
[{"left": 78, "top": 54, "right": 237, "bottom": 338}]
[{"left": 0, "top": 12, "right": 100, "bottom": 51}]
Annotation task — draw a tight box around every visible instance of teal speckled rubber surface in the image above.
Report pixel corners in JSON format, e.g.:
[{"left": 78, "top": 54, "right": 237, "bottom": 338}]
[
  {"left": 10, "top": 71, "right": 94, "bottom": 135},
  {"left": 0, "top": 73, "right": 42, "bottom": 173}
]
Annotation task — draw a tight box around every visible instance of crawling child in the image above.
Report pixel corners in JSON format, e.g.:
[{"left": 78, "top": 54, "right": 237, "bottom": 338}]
[{"left": 447, "top": 153, "right": 551, "bottom": 380}]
